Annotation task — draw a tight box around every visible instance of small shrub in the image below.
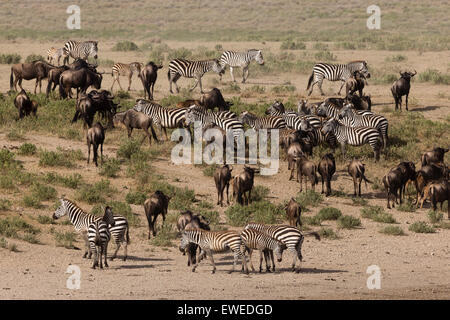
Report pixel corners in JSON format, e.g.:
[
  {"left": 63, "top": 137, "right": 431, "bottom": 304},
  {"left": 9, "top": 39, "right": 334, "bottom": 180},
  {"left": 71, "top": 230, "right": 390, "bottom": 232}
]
[
  {"left": 302, "top": 215, "right": 322, "bottom": 226},
  {"left": 117, "top": 139, "right": 141, "bottom": 159},
  {"left": 0, "top": 216, "right": 40, "bottom": 239},
  {"left": 314, "top": 50, "right": 336, "bottom": 61},
  {"left": 76, "top": 179, "right": 116, "bottom": 204},
  {"left": 0, "top": 198, "right": 12, "bottom": 211},
  {"left": 37, "top": 215, "right": 55, "bottom": 225},
  {"left": 18, "top": 143, "right": 37, "bottom": 155},
  {"left": 337, "top": 215, "right": 361, "bottom": 229},
  {"left": 397, "top": 199, "right": 416, "bottom": 212},
  {"left": 316, "top": 207, "right": 342, "bottom": 221},
  {"left": 317, "top": 228, "right": 338, "bottom": 239},
  {"left": 202, "top": 164, "right": 218, "bottom": 177},
  {"left": 99, "top": 157, "right": 121, "bottom": 178},
  {"left": 280, "top": 40, "right": 306, "bottom": 50},
  {"left": 351, "top": 197, "right": 368, "bottom": 206},
  {"left": 252, "top": 186, "right": 270, "bottom": 202},
  {"left": 418, "top": 69, "right": 450, "bottom": 85},
  {"left": 408, "top": 221, "right": 435, "bottom": 233},
  {"left": 31, "top": 182, "right": 57, "bottom": 201},
  {"left": 379, "top": 226, "right": 405, "bottom": 236},
  {"left": 225, "top": 201, "right": 284, "bottom": 227},
  {"left": 295, "top": 190, "right": 323, "bottom": 210},
  {"left": 25, "top": 54, "right": 45, "bottom": 62},
  {"left": 112, "top": 41, "right": 139, "bottom": 52},
  {"left": 0, "top": 53, "right": 21, "bottom": 64},
  {"left": 54, "top": 231, "right": 77, "bottom": 249},
  {"left": 125, "top": 190, "right": 147, "bottom": 205},
  {"left": 23, "top": 195, "right": 42, "bottom": 208},
  {"left": 39, "top": 150, "right": 74, "bottom": 168},
  {"left": 428, "top": 210, "right": 443, "bottom": 224},
  {"left": 6, "top": 128, "right": 26, "bottom": 141},
  {"left": 150, "top": 224, "right": 177, "bottom": 247},
  {"left": 361, "top": 206, "right": 396, "bottom": 223}
]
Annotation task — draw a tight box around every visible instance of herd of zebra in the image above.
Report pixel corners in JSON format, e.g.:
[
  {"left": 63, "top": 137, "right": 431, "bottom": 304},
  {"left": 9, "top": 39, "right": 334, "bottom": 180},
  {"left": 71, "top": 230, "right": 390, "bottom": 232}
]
[{"left": 6, "top": 39, "right": 447, "bottom": 274}]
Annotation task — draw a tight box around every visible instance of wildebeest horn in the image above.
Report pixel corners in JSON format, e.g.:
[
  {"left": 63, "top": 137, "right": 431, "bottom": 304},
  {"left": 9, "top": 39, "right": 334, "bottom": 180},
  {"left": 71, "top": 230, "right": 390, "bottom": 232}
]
[{"left": 411, "top": 69, "right": 417, "bottom": 76}]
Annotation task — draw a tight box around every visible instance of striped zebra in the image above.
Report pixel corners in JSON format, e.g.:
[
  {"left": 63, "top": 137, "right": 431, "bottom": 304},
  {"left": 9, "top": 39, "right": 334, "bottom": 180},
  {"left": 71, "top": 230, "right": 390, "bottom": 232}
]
[
  {"left": 317, "top": 102, "right": 373, "bottom": 119},
  {"left": 63, "top": 40, "right": 98, "bottom": 65},
  {"left": 240, "top": 228, "right": 286, "bottom": 273},
  {"left": 266, "top": 101, "right": 322, "bottom": 129},
  {"left": 53, "top": 198, "right": 130, "bottom": 261},
  {"left": 239, "top": 111, "right": 287, "bottom": 129},
  {"left": 219, "top": 49, "right": 264, "bottom": 83},
  {"left": 307, "top": 61, "right": 371, "bottom": 96},
  {"left": 321, "top": 119, "right": 382, "bottom": 161},
  {"left": 338, "top": 105, "right": 389, "bottom": 149},
  {"left": 179, "top": 229, "right": 249, "bottom": 274},
  {"left": 111, "top": 62, "right": 143, "bottom": 92},
  {"left": 88, "top": 206, "right": 115, "bottom": 269},
  {"left": 133, "top": 99, "right": 188, "bottom": 141},
  {"left": 168, "top": 58, "right": 223, "bottom": 94},
  {"left": 244, "top": 223, "right": 320, "bottom": 273},
  {"left": 184, "top": 105, "right": 244, "bottom": 141},
  {"left": 46, "top": 47, "right": 67, "bottom": 66},
  {"left": 307, "top": 126, "right": 338, "bottom": 151}
]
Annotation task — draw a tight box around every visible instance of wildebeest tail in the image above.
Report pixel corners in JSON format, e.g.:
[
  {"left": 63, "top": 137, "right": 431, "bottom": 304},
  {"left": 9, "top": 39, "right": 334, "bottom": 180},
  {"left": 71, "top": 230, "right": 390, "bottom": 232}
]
[
  {"left": 306, "top": 72, "right": 314, "bottom": 91},
  {"left": 10, "top": 67, "right": 14, "bottom": 91},
  {"left": 58, "top": 74, "right": 67, "bottom": 99}
]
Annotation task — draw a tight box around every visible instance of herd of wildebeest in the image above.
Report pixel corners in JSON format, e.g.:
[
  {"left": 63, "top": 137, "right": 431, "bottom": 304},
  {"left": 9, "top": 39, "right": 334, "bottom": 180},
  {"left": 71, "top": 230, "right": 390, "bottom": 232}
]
[{"left": 4, "top": 41, "right": 449, "bottom": 272}]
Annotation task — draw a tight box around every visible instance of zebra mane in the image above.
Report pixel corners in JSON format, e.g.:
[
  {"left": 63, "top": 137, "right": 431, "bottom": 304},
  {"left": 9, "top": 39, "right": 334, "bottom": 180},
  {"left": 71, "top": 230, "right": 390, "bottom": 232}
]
[{"left": 348, "top": 60, "right": 367, "bottom": 65}]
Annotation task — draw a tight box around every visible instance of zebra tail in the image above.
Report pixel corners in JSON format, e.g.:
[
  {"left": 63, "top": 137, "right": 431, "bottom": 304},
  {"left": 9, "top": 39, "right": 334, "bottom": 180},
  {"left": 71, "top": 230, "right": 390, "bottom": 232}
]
[
  {"left": 306, "top": 72, "right": 314, "bottom": 91},
  {"left": 95, "top": 227, "right": 101, "bottom": 245},
  {"left": 167, "top": 70, "right": 171, "bottom": 81},
  {"left": 10, "top": 67, "right": 14, "bottom": 91},
  {"left": 126, "top": 225, "right": 130, "bottom": 244}
]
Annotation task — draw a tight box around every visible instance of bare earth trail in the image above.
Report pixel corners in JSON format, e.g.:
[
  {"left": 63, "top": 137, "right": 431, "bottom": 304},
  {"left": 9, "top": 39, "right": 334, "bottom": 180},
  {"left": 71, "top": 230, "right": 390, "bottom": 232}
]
[{"left": 0, "top": 40, "right": 449, "bottom": 299}]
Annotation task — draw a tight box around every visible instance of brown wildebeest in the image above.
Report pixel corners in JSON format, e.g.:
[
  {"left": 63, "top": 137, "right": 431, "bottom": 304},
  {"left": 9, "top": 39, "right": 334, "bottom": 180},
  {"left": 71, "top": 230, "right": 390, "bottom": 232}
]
[
  {"left": 46, "top": 65, "right": 69, "bottom": 97},
  {"left": 113, "top": 109, "right": 158, "bottom": 145},
  {"left": 176, "top": 99, "right": 202, "bottom": 108},
  {"left": 391, "top": 70, "right": 416, "bottom": 111},
  {"left": 348, "top": 160, "right": 371, "bottom": 197},
  {"left": 200, "top": 88, "right": 232, "bottom": 112},
  {"left": 177, "top": 210, "right": 210, "bottom": 266},
  {"left": 144, "top": 191, "right": 171, "bottom": 238},
  {"left": 139, "top": 61, "right": 163, "bottom": 100},
  {"left": 286, "top": 142, "right": 304, "bottom": 180},
  {"left": 414, "top": 163, "right": 448, "bottom": 207},
  {"left": 232, "top": 166, "right": 259, "bottom": 205},
  {"left": 14, "top": 89, "right": 38, "bottom": 119},
  {"left": 214, "top": 164, "right": 233, "bottom": 206},
  {"left": 86, "top": 122, "right": 105, "bottom": 167},
  {"left": 382, "top": 162, "right": 416, "bottom": 209},
  {"left": 10, "top": 60, "right": 54, "bottom": 94},
  {"left": 345, "top": 93, "right": 372, "bottom": 111},
  {"left": 59, "top": 68, "right": 103, "bottom": 99},
  {"left": 73, "top": 90, "right": 117, "bottom": 128},
  {"left": 285, "top": 198, "right": 302, "bottom": 227},
  {"left": 295, "top": 155, "right": 318, "bottom": 192},
  {"left": 421, "top": 147, "right": 449, "bottom": 167},
  {"left": 345, "top": 70, "right": 366, "bottom": 97},
  {"left": 318, "top": 153, "right": 336, "bottom": 196},
  {"left": 420, "top": 180, "right": 449, "bottom": 218}
]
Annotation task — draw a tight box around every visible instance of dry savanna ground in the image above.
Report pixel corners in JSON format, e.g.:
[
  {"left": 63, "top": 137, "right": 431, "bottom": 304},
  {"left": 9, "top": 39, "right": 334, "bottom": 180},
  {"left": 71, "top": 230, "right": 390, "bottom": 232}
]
[{"left": 0, "top": 0, "right": 449, "bottom": 300}]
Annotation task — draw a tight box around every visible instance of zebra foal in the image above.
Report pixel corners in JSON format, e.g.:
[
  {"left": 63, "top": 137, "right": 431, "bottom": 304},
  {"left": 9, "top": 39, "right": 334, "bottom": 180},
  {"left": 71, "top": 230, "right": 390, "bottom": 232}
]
[
  {"left": 88, "top": 206, "right": 115, "bottom": 269},
  {"left": 46, "top": 47, "right": 67, "bottom": 66},
  {"left": 179, "top": 229, "right": 249, "bottom": 274},
  {"left": 111, "top": 62, "right": 143, "bottom": 92}
]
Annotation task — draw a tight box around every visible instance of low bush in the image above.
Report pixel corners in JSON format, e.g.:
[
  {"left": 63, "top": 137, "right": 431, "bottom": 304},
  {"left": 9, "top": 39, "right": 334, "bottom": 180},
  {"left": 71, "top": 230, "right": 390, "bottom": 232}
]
[
  {"left": 112, "top": 41, "right": 139, "bottom": 51},
  {"left": 337, "top": 215, "right": 361, "bottom": 229},
  {"left": 379, "top": 226, "right": 405, "bottom": 236},
  {"left": 408, "top": 221, "right": 435, "bottom": 233}
]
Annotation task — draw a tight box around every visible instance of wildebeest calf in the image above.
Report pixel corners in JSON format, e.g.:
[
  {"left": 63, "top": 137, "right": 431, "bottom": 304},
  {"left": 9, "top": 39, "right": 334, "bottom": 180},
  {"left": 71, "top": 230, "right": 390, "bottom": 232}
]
[
  {"left": 421, "top": 180, "right": 449, "bottom": 218},
  {"left": 318, "top": 153, "right": 336, "bottom": 196},
  {"left": 86, "top": 122, "right": 105, "bottom": 167},
  {"left": 285, "top": 198, "right": 302, "bottom": 227},
  {"left": 348, "top": 160, "right": 371, "bottom": 197},
  {"left": 144, "top": 190, "right": 171, "bottom": 238},
  {"left": 295, "top": 155, "right": 318, "bottom": 192},
  {"left": 233, "top": 166, "right": 258, "bottom": 205},
  {"left": 214, "top": 164, "right": 233, "bottom": 206},
  {"left": 14, "top": 89, "right": 38, "bottom": 119},
  {"left": 177, "top": 210, "right": 210, "bottom": 266},
  {"left": 382, "top": 162, "right": 416, "bottom": 208},
  {"left": 113, "top": 109, "right": 158, "bottom": 145}
]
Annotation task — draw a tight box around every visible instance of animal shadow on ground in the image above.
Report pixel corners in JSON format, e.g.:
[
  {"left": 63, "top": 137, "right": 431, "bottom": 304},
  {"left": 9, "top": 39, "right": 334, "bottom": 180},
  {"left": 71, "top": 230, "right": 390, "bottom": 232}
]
[
  {"left": 122, "top": 255, "right": 174, "bottom": 262},
  {"left": 410, "top": 105, "right": 440, "bottom": 112}
]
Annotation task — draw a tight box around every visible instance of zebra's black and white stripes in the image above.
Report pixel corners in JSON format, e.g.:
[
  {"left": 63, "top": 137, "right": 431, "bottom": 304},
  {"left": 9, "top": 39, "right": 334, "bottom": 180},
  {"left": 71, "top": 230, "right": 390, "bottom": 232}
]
[
  {"left": 307, "top": 61, "right": 370, "bottom": 96},
  {"left": 88, "top": 206, "right": 115, "bottom": 269},
  {"left": 111, "top": 62, "right": 143, "bottom": 92},
  {"left": 63, "top": 40, "right": 98, "bottom": 65},
  {"left": 46, "top": 47, "right": 67, "bottom": 66},
  {"left": 321, "top": 119, "right": 382, "bottom": 160},
  {"left": 179, "top": 229, "right": 248, "bottom": 273},
  {"left": 168, "top": 58, "right": 223, "bottom": 94},
  {"left": 239, "top": 111, "right": 287, "bottom": 129},
  {"left": 219, "top": 49, "right": 264, "bottom": 83},
  {"left": 133, "top": 99, "right": 187, "bottom": 140}
]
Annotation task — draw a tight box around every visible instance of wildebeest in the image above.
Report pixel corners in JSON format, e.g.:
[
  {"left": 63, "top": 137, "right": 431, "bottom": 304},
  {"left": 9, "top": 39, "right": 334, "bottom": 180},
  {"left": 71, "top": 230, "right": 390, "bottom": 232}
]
[
  {"left": 345, "top": 70, "right": 366, "bottom": 97},
  {"left": 347, "top": 160, "right": 371, "bottom": 197},
  {"left": 285, "top": 198, "right": 302, "bottom": 227},
  {"left": 144, "top": 191, "right": 171, "bottom": 238},
  {"left": 73, "top": 90, "right": 117, "bottom": 128},
  {"left": 232, "top": 166, "right": 258, "bottom": 205},
  {"left": 346, "top": 93, "right": 371, "bottom": 111},
  {"left": 318, "top": 153, "right": 336, "bottom": 196},
  {"left": 139, "top": 61, "right": 163, "bottom": 100},
  {"left": 382, "top": 162, "right": 416, "bottom": 208},
  {"left": 59, "top": 67, "right": 103, "bottom": 99},
  {"left": 200, "top": 88, "right": 232, "bottom": 112},
  {"left": 46, "top": 65, "right": 69, "bottom": 97},
  {"left": 113, "top": 109, "right": 158, "bottom": 145},
  {"left": 177, "top": 210, "right": 210, "bottom": 266},
  {"left": 176, "top": 99, "right": 202, "bottom": 109},
  {"left": 214, "top": 164, "right": 233, "bottom": 206},
  {"left": 286, "top": 142, "right": 304, "bottom": 180},
  {"left": 295, "top": 155, "right": 318, "bottom": 192},
  {"left": 10, "top": 60, "right": 54, "bottom": 94},
  {"left": 421, "top": 147, "right": 449, "bottom": 167},
  {"left": 421, "top": 180, "right": 449, "bottom": 218},
  {"left": 86, "top": 122, "right": 105, "bottom": 167},
  {"left": 415, "top": 163, "right": 448, "bottom": 206},
  {"left": 14, "top": 89, "right": 38, "bottom": 119},
  {"left": 391, "top": 70, "right": 416, "bottom": 111}
]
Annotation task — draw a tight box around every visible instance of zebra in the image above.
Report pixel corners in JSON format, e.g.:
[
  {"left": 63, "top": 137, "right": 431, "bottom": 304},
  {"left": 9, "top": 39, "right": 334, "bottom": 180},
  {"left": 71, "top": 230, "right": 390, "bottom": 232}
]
[
  {"left": 316, "top": 102, "right": 373, "bottom": 119},
  {"left": 46, "top": 47, "right": 67, "bottom": 66},
  {"left": 219, "top": 49, "right": 264, "bottom": 83},
  {"left": 244, "top": 223, "right": 320, "bottom": 273},
  {"left": 63, "top": 40, "right": 98, "bottom": 65},
  {"left": 321, "top": 118, "right": 382, "bottom": 161},
  {"left": 266, "top": 101, "right": 322, "bottom": 128},
  {"left": 111, "top": 62, "right": 143, "bottom": 92},
  {"left": 239, "top": 111, "right": 287, "bottom": 129},
  {"left": 88, "top": 206, "right": 115, "bottom": 269},
  {"left": 338, "top": 104, "right": 389, "bottom": 149},
  {"left": 168, "top": 58, "right": 223, "bottom": 94},
  {"left": 306, "top": 61, "right": 371, "bottom": 96},
  {"left": 307, "top": 126, "right": 338, "bottom": 151},
  {"left": 179, "top": 229, "right": 249, "bottom": 274},
  {"left": 133, "top": 99, "right": 188, "bottom": 141},
  {"left": 53, "top": 198, "right": 130, "bottom": 260},
  {"left": 240, "top": 228, "right": 286, "bottom": 273}
]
